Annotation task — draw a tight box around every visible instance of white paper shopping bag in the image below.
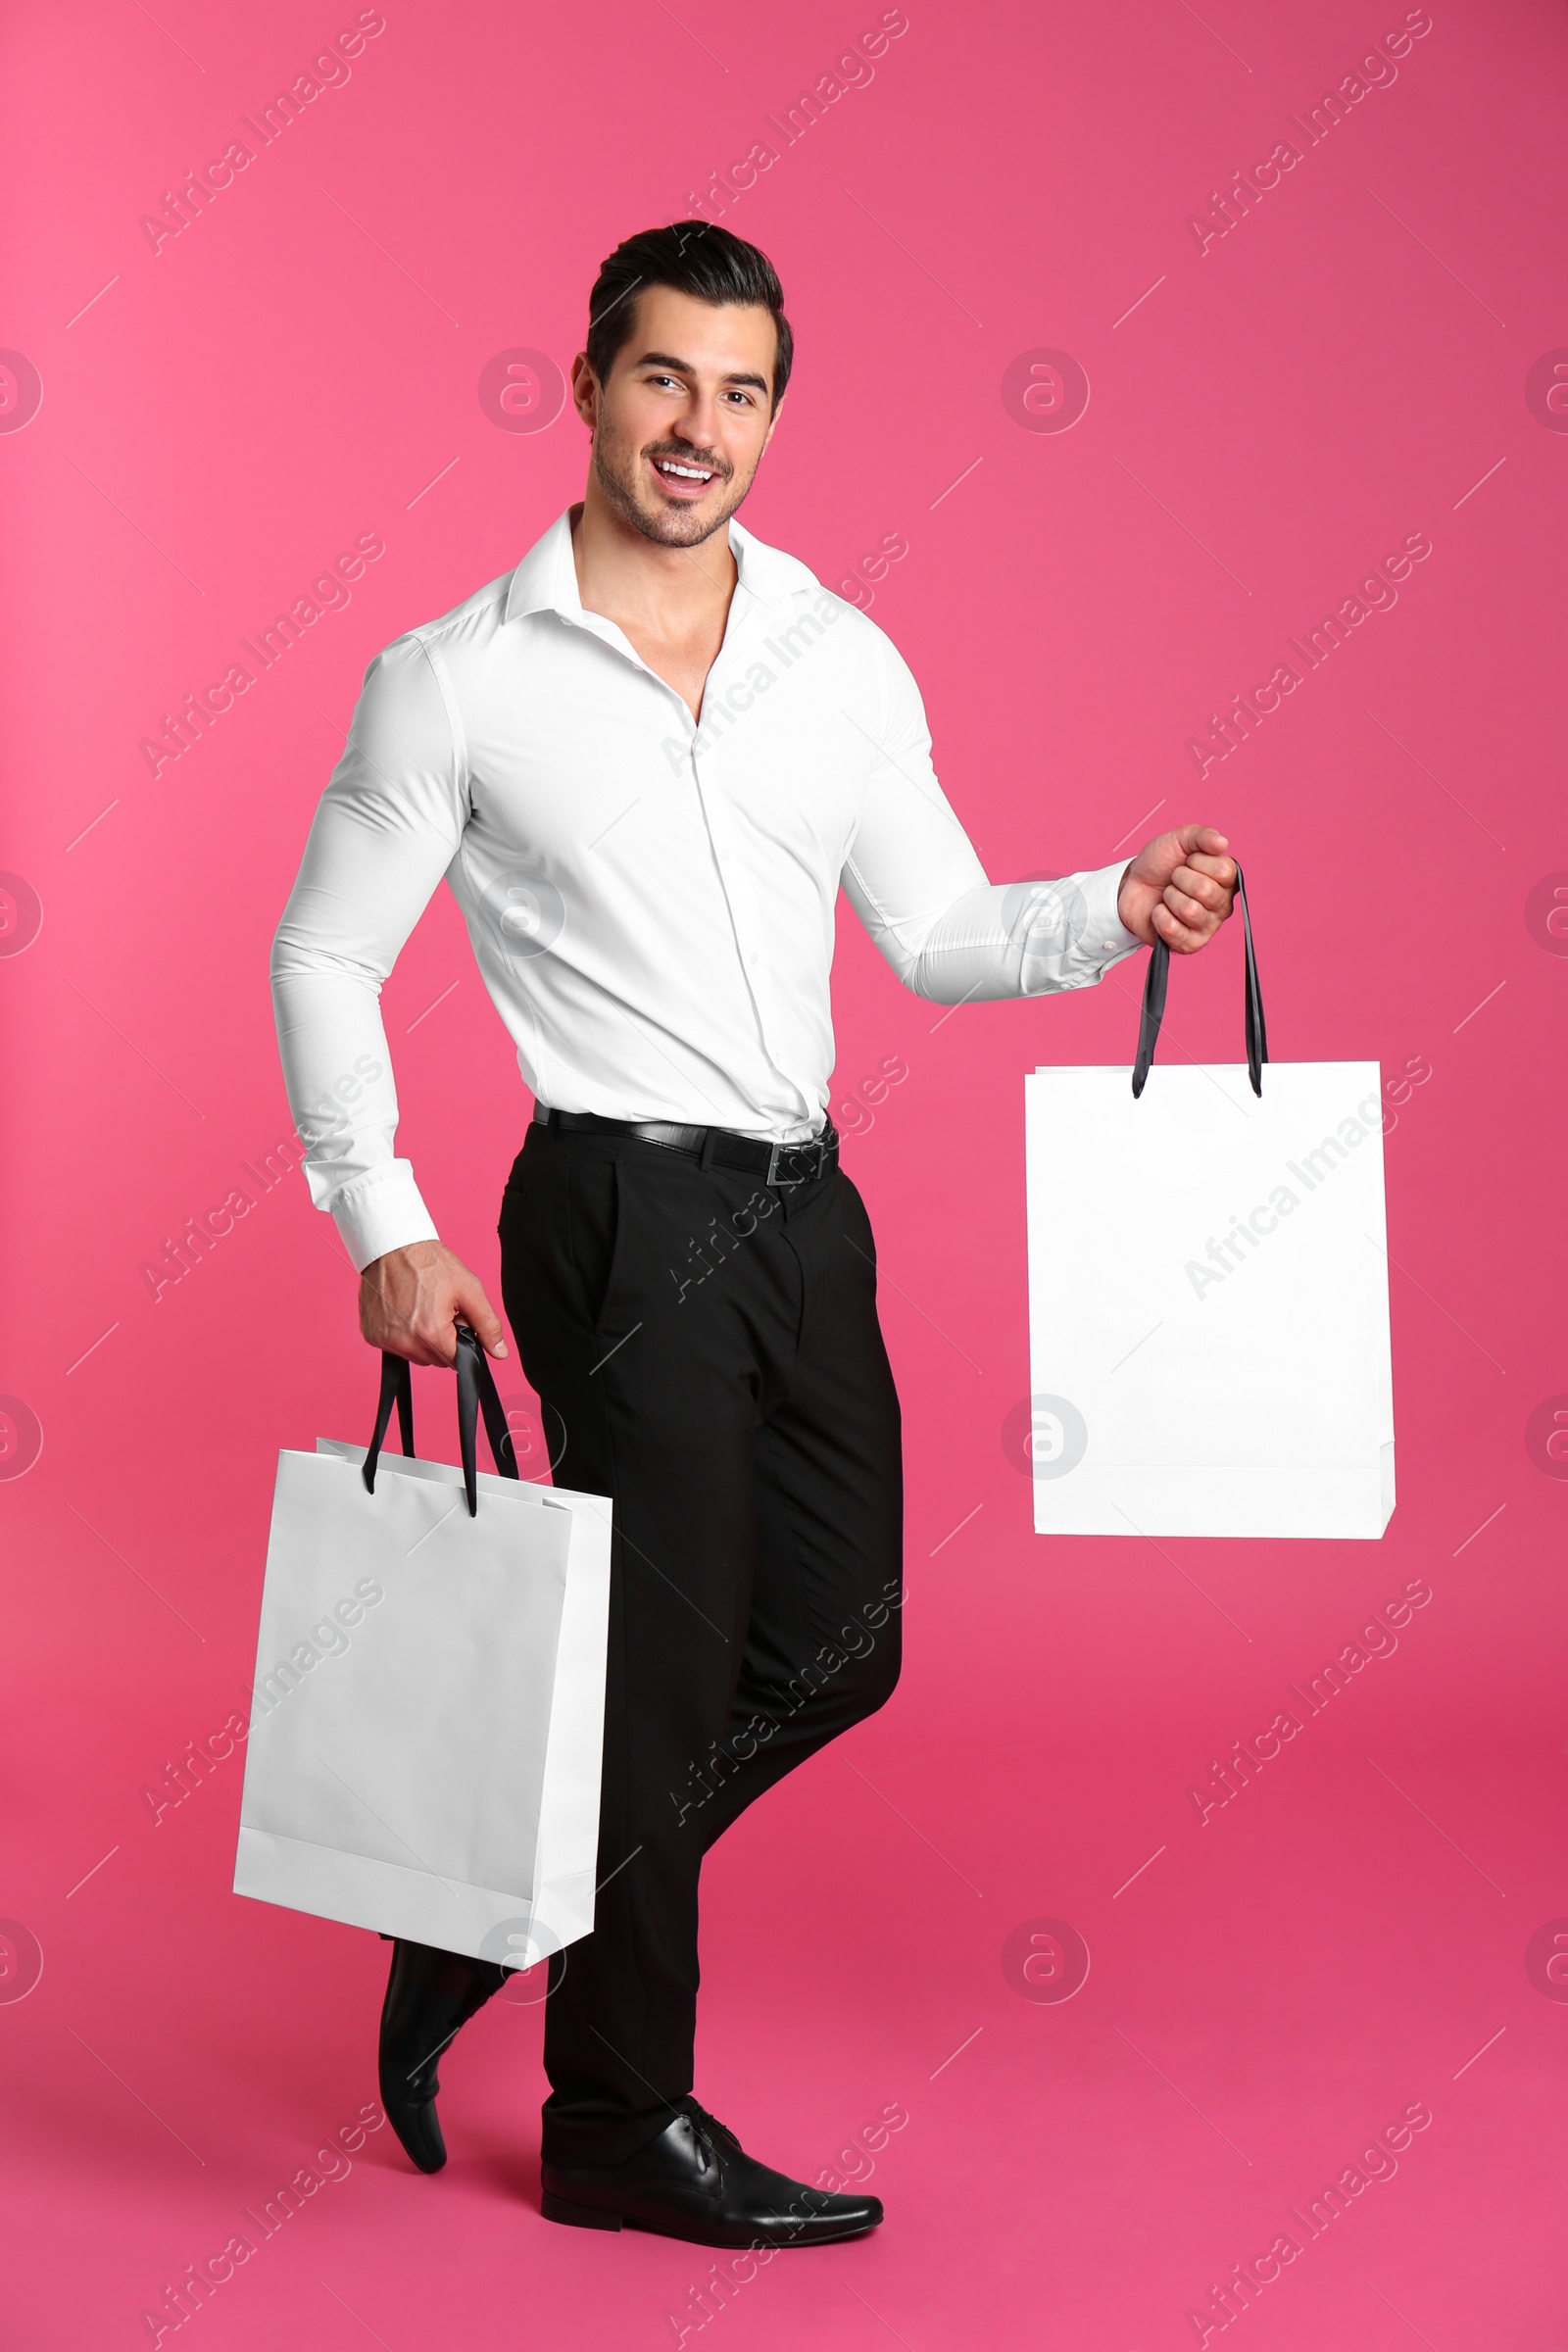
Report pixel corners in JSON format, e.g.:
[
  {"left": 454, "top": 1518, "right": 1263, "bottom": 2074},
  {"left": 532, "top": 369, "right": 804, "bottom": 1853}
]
[
  {"left": 233, "top": 1330, "right": 612, "bottom": 1967},
  {"left": 1023, "top": 873, "right": 1394, "bottom": 1540}
]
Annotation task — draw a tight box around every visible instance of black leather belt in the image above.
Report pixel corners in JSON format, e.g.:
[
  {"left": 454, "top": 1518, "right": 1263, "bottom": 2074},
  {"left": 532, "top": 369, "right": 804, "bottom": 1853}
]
[{"left": 532, "top": 1102, "right": 838, "bottom": 1187}]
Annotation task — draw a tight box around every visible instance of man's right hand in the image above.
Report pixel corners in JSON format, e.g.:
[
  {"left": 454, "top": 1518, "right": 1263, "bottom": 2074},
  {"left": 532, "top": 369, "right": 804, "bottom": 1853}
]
[{"left": 358, "top": 1239, "right": 510, "bottom": 1367}]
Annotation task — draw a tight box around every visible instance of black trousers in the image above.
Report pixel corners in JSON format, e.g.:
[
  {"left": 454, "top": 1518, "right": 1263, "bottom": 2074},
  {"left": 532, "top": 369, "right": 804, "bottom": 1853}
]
[{"left": 496, "top": 1119, "right": 905, "bottom": 2167}]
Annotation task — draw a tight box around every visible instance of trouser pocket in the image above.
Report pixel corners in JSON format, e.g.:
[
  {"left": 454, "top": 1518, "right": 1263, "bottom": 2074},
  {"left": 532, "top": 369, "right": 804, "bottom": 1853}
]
[{"left": 566, "top": 1145, "right": 634, "bottom": 1337}]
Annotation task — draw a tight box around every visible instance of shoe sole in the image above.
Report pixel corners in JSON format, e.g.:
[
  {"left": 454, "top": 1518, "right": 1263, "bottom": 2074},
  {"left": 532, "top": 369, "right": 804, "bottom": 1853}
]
[{"left": 541, "top": 2190, "right": 880, "bottom": 2246}]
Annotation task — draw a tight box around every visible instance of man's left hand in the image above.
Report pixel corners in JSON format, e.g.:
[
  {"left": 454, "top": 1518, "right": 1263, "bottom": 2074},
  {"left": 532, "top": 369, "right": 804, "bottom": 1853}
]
[{"left": 1116, "top": 823, "right": 1237, "bottom": 953}]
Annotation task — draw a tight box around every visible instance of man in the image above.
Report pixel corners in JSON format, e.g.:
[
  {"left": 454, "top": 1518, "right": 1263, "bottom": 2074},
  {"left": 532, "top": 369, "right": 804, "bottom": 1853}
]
[{"left": 270, "top": 220, "right": 1237, "bottom": 2249}]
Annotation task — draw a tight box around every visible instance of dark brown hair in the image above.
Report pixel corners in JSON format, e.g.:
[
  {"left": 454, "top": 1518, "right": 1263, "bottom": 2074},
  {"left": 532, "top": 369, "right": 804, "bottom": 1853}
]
[{"left": 585, "top": 221, "right": 793, "bottom": 410}]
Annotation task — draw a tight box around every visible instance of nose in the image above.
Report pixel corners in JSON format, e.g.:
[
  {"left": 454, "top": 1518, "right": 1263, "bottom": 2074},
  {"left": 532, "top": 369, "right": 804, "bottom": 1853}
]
[{"left": 674, "top": 385, "right": 722, "bottom": 454}]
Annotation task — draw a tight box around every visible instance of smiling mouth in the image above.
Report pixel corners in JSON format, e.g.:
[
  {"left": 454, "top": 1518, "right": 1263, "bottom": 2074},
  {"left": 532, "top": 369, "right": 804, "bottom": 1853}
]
[{"left": 650, "top": 453, "right": 720, "bottom": 493}]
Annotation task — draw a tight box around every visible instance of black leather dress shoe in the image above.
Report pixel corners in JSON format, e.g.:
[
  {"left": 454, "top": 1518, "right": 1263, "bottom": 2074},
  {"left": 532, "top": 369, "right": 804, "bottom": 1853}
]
[
  {"left": 377, "top": 1939, "right": 507, "bottom": 2174},
  {"left": 541, "top": 2096, "right": 884, "bottom": 2246}
]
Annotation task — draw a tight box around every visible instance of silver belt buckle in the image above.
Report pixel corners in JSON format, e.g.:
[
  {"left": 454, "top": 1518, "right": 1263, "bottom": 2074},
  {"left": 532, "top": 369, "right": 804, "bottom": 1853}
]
[{"left": 765, "top": 1129, "right": 830, "bottom": 1187}]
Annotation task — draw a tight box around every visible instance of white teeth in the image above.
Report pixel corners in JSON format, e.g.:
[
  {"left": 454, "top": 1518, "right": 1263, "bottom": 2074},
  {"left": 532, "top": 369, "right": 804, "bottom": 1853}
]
[{"left": 657, "top": 460, "right": 712, "bottom": 481}]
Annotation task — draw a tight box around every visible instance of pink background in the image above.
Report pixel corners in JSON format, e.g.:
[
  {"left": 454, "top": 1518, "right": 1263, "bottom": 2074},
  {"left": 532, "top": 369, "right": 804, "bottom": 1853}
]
[{"left": 3, "top": 0, "right": 1565, "bottom": 2343}]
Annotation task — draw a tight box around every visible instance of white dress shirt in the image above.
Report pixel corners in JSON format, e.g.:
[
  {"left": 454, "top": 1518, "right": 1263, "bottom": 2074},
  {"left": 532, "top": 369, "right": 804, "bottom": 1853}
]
[{"left": 270, "top": 505, "right": 1144, "bottom": 1270}]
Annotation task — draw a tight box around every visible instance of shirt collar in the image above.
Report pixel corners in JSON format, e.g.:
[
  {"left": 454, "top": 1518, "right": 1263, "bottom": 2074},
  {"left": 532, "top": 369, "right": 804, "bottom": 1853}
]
[{"left": 502, "top": 504, "right": 820, "bottom": 627}]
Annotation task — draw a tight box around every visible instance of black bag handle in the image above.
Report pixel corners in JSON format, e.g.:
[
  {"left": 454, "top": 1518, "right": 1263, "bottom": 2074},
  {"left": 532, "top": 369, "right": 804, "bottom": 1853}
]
[
  {"left": 1131, "top": 860, "right": 1267, "bottom": 1099},
  {"left": 453, "top": 1319, "right": 518, "bottom": 1514},
  {"left": 362, "top": 1350, "right": 416, "bottom": 1492},
  {"left": 362, "top": 1321, "right": 517, "bottom": 1517}
]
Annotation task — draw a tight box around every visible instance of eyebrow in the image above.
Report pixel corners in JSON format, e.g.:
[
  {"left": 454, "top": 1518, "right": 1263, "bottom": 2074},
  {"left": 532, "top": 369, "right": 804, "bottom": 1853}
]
[{"left": 632, "top": 349, "right": 771, "bottom": 394}]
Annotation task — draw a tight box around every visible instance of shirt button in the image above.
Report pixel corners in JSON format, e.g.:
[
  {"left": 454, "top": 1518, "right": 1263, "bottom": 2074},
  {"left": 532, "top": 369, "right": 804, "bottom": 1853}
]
[
  {"left": 748, "top": 951, "right": 759, "bottom": 966},
  {"left": 1102, "top": 939, "right": 1116, "bottom": 950}
]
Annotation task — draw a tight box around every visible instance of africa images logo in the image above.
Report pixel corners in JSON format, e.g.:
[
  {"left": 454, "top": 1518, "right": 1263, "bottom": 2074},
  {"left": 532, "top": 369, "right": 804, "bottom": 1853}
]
[{"left": 1002, "top": 1395, "right": 1088, "bottom": 1480}]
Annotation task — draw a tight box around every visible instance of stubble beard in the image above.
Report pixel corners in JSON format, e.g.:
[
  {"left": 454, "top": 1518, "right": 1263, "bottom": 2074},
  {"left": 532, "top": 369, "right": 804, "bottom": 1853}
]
[{"left": 591, "top": 423, "right": 749, "bottom": 551}]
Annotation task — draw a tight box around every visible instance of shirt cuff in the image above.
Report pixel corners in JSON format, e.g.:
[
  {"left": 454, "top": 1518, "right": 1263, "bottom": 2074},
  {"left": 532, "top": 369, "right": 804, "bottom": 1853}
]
[
  {"left": 1077, "top": 858, "right": 1143, "bottom": 963},
  {"left": 329, "top": 1162, "right": 441, "bottom": 1273}
]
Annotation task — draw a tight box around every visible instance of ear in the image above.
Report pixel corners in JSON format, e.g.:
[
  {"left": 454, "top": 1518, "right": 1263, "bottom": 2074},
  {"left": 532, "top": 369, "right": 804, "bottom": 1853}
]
[{"left": 569, "top": 352, "right": 599, "bottom": 432}]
